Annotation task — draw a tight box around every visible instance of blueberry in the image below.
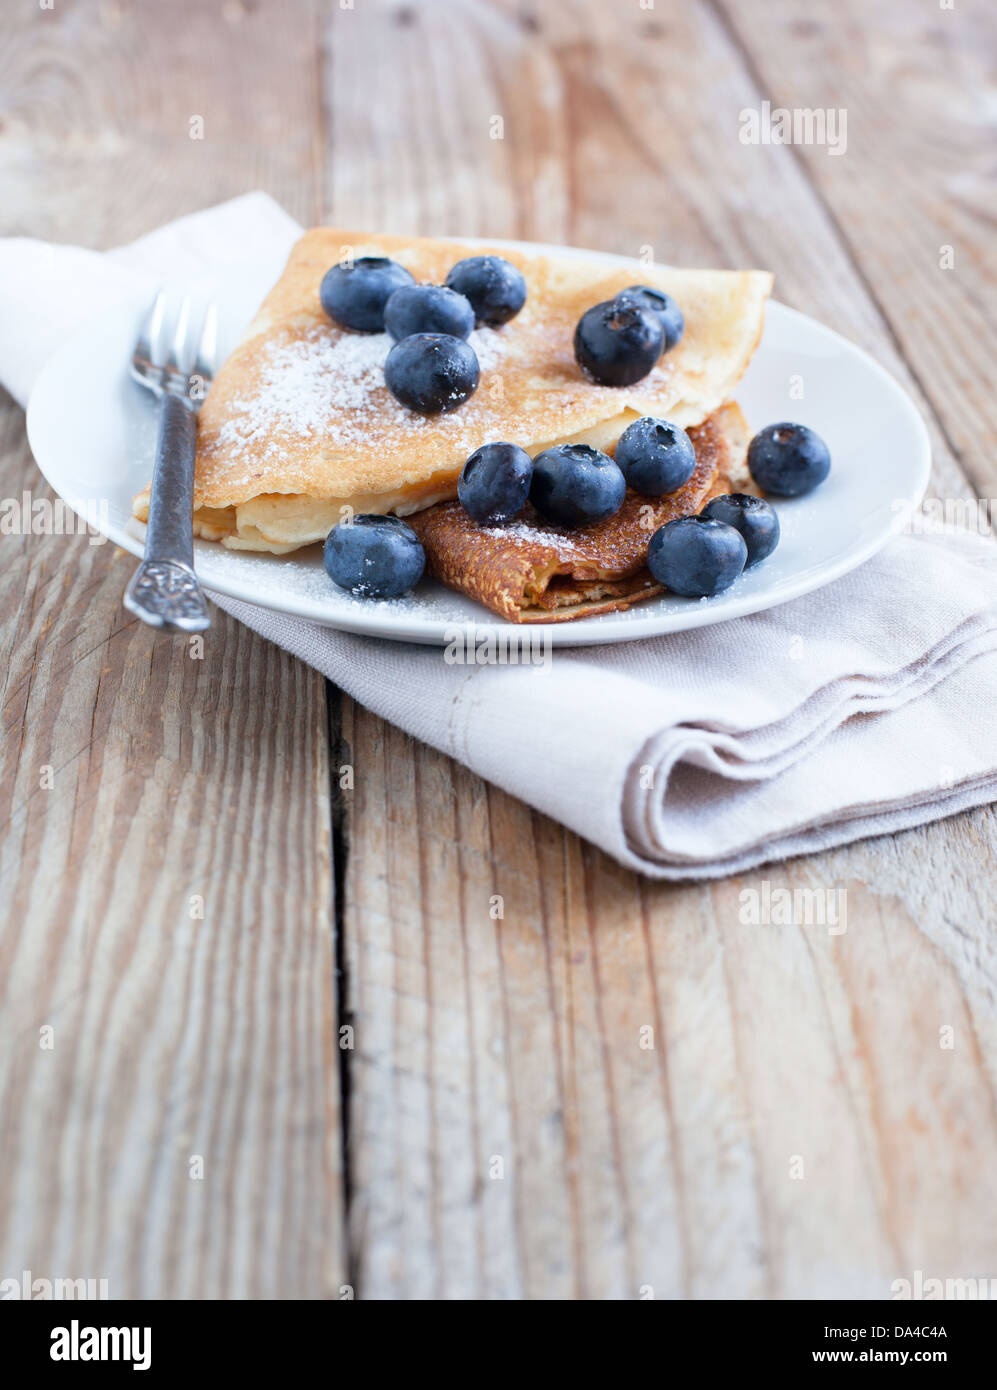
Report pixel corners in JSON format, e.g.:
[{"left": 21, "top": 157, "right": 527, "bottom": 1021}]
[
  {"left": 384, "top": 333, "right": 480, "bottom": 414},
  {"left": 384, "top": 283, "right": 475, "bottom": 341},
  {"left": 573, "top": 296, "right": 665, "bottom": 387},
  {"left": 445, "top": 255, "right": 527, "bottom": 327},
  {"left": 647, "top": 516, "right": 747, "bottom": 597},
  {"left": 747, "top": 422, "right": 831, "bottom": 497},
  {"left": 323, "top": 514, "right": 425, "bottom": 599},
  {"left": 615, "top": 416, "right": 696, "bottom": 496},
  {"left": 320, "top": 256, "right": 415, "bottom": 333},
  {"left": 622, "top": 285, "right": 685, "bottom": 352},
  {"left": 459, "top": 442, "right": 533, "bottom": 525},
  {"left": 530, "top": 443, "right": 626, "bottom": 528},
  {"left": 701, "top": 493, "right": 780, "bottom": 567}
]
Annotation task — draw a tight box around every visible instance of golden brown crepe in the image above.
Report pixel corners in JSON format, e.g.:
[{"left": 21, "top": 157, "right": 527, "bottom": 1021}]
[
  {"left": 408, "top": 402, "right": 750, "bottom": 623},
  {"left": 132, "top": 229, "right": 771, "bottom": 553}
]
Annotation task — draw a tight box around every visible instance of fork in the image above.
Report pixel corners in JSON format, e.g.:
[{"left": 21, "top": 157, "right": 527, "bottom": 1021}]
[{"left": 123, "top": 291, "right": 217, "bottom": 633}]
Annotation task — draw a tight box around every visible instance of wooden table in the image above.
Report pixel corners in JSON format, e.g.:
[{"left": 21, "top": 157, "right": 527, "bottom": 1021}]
[{"left": 2, "top": 0, "right": 995, "bottom": 1300}]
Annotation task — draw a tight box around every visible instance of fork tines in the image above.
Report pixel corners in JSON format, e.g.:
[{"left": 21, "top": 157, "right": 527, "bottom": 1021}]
[{"left": 131, "top": 291, "right": 218, "bottom": 399}]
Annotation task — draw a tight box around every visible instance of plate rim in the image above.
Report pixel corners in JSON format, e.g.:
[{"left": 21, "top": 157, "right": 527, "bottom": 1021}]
[{"left": 26, "top": 236, "right": 932, "bottom": 647}]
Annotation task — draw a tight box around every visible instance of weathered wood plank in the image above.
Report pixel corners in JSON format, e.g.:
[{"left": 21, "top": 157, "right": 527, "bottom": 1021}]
[
  {"left": 714, "top": 0, "right": 997, "bottom": 494},
  {"left": 333, "top": 0, "right": 997, "bottom": 1299},
  {"left": 3, "top": 0, "right": 995, "bottom": 1303},
  {"left": 0, "top": 0, "right": 343, "bottom": 1299}
]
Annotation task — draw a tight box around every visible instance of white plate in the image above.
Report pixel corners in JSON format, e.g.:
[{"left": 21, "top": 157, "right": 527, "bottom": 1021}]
[{"left": 27, "top": 239, "right": 930, "bottom": 647}]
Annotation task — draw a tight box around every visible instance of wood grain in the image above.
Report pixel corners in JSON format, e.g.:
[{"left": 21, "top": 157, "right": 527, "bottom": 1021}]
[
  {"left": 713, "top": 0, "right": 997, "bottom": 495},
  {"left": 2, "top": 0, "right": 996, "bottom": 1302},
  {"left": 0, "top": 0, "right": 343, "bottom": 1299},
  {"left": 331, "top": 0, "right": 997, "bottom": 1299}
]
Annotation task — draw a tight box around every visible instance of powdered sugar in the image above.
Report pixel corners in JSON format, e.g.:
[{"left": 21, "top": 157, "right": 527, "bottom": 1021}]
[
  {"left": 480, "top": 519, "right": 583, "bottom": 552},
  {"left": 214, "top": 324, "right": 508, "bottom": 472}
]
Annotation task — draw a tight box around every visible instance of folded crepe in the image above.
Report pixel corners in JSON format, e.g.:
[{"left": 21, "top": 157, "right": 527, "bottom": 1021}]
[
  {"left": 132, "top": 228, "right": 771, "bottom": 553},
  {"left": 408, "top": 402, "right": 749, "bottom": 623}
]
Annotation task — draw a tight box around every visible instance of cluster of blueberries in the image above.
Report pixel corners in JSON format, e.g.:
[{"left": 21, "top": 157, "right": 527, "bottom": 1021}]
[
  {"left": 318, "top": 249, "right": 687, "bottom": 409},
  {"left": 319, "top": 252, "right": 527, "bottom": 413},
  {"left": 319, "top": 251, "right": 831, "bottom": 603},
  {"left": 324, "top": 416, "right": 831, "bottom": 602}
]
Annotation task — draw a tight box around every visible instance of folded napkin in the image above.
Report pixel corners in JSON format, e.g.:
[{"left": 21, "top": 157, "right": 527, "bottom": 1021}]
[{"left": 4, "top": 195, "right": 997, "bottom": 879}]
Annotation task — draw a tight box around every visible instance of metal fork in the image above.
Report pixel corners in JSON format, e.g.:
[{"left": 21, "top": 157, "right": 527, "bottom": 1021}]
[{"left": 124, "top": 291, "right": 217, "bottom": 633}]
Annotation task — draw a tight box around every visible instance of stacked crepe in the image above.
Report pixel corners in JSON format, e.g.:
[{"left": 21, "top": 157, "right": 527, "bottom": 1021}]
[{"left": 133, "top": 229, "right": 772, "bottom": 622}]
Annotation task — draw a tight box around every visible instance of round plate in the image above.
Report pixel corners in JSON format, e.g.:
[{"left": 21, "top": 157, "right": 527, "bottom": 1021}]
[{"left": 27, "top": 239, "right": 930, "bottom": 646}]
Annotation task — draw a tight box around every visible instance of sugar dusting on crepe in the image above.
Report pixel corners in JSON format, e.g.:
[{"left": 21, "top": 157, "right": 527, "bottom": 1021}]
[
  {"left": 480, "top": 519, "right": 585, "bottom": 554},
  {"left": 215, "top": 325, "right": 507, "bottom": 479}
]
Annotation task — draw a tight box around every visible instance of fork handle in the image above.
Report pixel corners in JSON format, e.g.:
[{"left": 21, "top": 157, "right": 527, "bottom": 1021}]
[
  {"left": 146, "top": 393, "right": 198, "bottom": 566},
  {"left": 124, "top": 393, "right": 211, "bottom": 632}
]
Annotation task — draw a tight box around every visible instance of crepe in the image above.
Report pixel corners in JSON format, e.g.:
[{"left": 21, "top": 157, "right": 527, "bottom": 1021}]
[
  {"left": 132, "top": 229, "right": 771, "bottom": 553},
  {"left": 408, "top": 402, "right": 750, "bottom": 623}
]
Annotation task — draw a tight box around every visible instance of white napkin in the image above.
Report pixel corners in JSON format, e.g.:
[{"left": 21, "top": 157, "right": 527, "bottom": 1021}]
[
  {"left": 0, "top": 193, "right": 302, "bottom": 411},
  {"left": 4, "top": 195, "right": 997, "bottom": 880}
]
